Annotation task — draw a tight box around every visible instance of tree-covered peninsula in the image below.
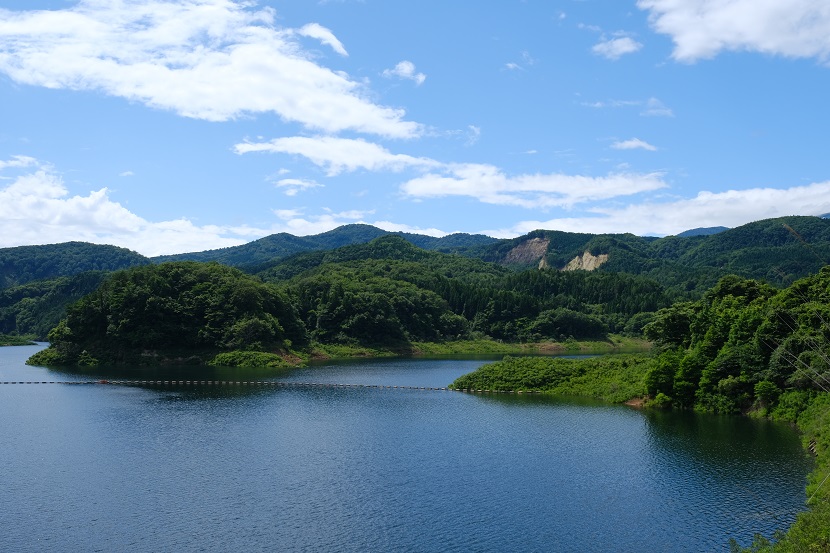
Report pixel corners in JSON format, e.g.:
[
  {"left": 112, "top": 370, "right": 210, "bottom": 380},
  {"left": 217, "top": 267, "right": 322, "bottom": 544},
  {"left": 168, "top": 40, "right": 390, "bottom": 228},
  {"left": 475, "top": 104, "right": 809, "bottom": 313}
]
[{"left": 27, "top": 262, "right": 308, "bottom": 366}]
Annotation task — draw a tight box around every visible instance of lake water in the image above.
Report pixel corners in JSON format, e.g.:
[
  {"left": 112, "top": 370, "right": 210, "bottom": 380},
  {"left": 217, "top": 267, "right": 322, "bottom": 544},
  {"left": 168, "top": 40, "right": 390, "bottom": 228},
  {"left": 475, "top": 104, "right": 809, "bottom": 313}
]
[{"left": 0, "top": 344, "right": 811, "bottom": 552}]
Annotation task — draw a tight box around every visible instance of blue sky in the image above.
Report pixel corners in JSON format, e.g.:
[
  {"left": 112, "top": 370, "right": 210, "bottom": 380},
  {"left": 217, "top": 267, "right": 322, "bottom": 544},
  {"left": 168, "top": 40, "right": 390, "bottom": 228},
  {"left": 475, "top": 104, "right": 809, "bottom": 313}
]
[{"left": 1, "top": 0, "right": 829, "bottom": 256}]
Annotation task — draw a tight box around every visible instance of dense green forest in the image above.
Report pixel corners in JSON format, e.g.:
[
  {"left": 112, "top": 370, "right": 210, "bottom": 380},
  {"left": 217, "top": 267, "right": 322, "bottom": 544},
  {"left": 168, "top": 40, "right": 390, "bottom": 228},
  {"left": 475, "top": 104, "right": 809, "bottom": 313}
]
[
  {"left": 4, "top": 216, "right": 830, "bottom": 340},
  {"left": 0, "top": 242, "right": 149, "bottom": 288},
  {"left": 154, "top": 223, "right": 498, "bottom": 267},
  {"left": 0, "top": 272, "right": 110, "bottom": 339},
  {"left": 27, "top": 236, "right": 670, "bottom": 364},
  {"left": 257, "top": 235, "right": 670, "bottom": 344},
  {"left": 27, "top": 262, "right": 308, "bottom": 366},
  {"left": 154, "top": 216, "right": 830, "bottom": 293}
]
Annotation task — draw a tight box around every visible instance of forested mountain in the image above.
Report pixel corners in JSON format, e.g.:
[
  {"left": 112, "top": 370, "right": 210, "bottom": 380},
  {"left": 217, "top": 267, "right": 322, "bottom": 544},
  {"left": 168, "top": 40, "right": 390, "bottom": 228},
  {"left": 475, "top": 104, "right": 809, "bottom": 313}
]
[
  {"left": 260, "top": 235, "right": 671, "bottom": 344},
  {"left": 153, "top": 216, "right": 830, "bottom": 292},
  {"left": 676, "top": 226, "right": 728, "bottom": 237},
  {"left": 4, "top": 215, "right": 830, "bottom": 342},
  {"left": 152, "top": 223, "right": 498, "bottom": 267},
  {"left": 0, "top": 272, "right": 109, "bottom": 339},
  {"left": 26, "top": 236, "right": 674, "bottom": 362},
  {"left": 0, "top": 242, "right": 149, "bottom": 288}
]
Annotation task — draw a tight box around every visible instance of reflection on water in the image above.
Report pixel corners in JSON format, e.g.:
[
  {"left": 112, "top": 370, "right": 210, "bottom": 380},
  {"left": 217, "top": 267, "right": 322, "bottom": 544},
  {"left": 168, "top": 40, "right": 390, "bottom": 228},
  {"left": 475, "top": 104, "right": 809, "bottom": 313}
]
[{"left": 0, "top": 344, "right": 811, "bottom": 552}]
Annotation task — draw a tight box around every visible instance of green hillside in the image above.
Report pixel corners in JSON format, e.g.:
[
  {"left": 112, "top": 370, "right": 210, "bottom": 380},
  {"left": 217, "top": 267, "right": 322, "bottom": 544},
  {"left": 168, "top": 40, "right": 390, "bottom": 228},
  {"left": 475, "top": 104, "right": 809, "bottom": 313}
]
[
  {"left": 153, "top": 223, "right": 498, "bottom": 267},
  {"left": 154, "top": 216, "right": 830, "bottom": 294},
  {"left": 6, "top": 215, "right": 830, "bottom": 344},
  {"left": 0, "top": 271, "right": 110, "bottom": 340},
  {"left": 262, "top": 235, "right": 671, "bottom": 344},
  {"left": 28, "top": 262, "right": 308, "bottom": 366},
  {"left": 0, "top": 242, "right": 149, "bottom": 289}
]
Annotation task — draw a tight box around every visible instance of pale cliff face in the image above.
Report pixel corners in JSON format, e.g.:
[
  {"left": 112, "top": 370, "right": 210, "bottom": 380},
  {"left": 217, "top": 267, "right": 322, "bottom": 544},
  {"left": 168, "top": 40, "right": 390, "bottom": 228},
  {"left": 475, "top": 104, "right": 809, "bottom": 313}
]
[
  {"left": 563, "top": 251, "right": 609, "bottom": 271},
  {"left": 503, "top": 237, "right": 549, "bottom": 265},
  {"left": 503, "top": 238, "right": 609, "bottom": 271}
]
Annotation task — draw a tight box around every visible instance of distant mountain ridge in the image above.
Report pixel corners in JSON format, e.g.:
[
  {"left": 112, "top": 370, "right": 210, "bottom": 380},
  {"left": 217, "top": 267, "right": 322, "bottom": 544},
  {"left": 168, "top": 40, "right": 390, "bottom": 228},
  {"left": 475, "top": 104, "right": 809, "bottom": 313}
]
[
  {"left": 152, "top": 224, "right": 499, "bottom": 268},
  {"left": 154, "top": 215, "right": 830, "bottom": 293},
  {"left": 676, "top": 226, "right": 729, "bottom": 237},
  {"left": 2, "top": 215, "right": 830, "bottom": 339},
  {"left": 2, "top": 216, "right": 829, "bottom": 290},
  {"left": 0, "top": 241, "right": 150, "bottom": 289}
]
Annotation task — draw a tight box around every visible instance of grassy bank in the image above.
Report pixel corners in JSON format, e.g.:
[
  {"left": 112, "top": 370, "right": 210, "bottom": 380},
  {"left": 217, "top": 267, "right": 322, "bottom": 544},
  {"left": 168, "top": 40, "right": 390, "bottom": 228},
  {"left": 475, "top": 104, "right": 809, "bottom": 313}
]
[
  {"left": 304, "top": 336, "right": 649, "bottom": 362},
  {"left": 448, "top": 353, "right": 654, "bottom": 403},
  {"left": 0, "top": 334, "right": 36, "bottom": 346}
]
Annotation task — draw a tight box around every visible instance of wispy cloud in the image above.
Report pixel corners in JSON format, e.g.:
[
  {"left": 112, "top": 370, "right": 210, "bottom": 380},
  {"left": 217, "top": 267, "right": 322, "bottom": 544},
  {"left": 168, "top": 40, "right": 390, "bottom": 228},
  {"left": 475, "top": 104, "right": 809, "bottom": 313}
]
[
  {"left": 273, "top": 177, "right": 322, "bottom": 196},
  {"left": 235, "top": 136, "right": 441, "bottom": 176},
  {"left": 382, "top": 60, "right": 426, "bottom": 85},
  {"left": 295, "top": 23, "right": 348, "bottom": 56},
  {"left": 401, "top": 164, "right": 668, "bottom": 209},
  {"left": 592, "top": 36, "right": 643, "bottom": 60},
  {"left": 237, "top": 136, "right": 667, "bottom": 209},
  {"left": 504, "top": 51, "right": 536, "bottom": 71},
  {"left": 487, "top": 181, "right": 830, "bottom": 237},
  {"left": 641, "top": 97, "right": 674, "bottom": 117},
  {"left": 638, "top": 0, "right": 830, "bottom": 64},
  {"left": 0, "top": 155, "right": 39, "bottom": 172},
  {"left": 582, "top": 97, "right": 673, "bottom": 117},
  {"left": 271, "top": 207, "right": 375, "bottom": 235},
  {"left": 611, "top": 138, "right": 657, "bottom": 151},
  {"left": 0, "top": 1, "right": 420, "bottom": 138}
]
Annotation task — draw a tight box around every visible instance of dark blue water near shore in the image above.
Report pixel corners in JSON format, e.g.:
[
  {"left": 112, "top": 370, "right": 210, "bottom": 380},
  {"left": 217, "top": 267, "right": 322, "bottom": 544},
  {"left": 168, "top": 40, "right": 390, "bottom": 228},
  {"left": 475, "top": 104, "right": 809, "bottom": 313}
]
[{"left": 0, "top": 345, "right": 811, "bottom": 552}]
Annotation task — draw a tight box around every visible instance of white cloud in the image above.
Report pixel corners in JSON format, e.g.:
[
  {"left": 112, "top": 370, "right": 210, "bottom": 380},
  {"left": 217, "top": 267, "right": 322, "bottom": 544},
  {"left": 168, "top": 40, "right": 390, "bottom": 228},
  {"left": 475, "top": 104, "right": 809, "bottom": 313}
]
[
  {"left": 484, "top": 181, "right": 830, "bottom": 238},
  {"left": 382, "top": 60, "right": 426, "bottom": 85},
  {"left": 611, "top": 138, "right": 658, "bottom": 151},
  {"left": 295, "top": 23, "right": 348, "bottom": 56},
  {"left": 583, "top": 97, "right": 674, "bottom": 117},
  {"left": 268, "top": 208, "right": 448, "bottom": 238},
  {"left": 0, "top": 155, "right": 38, "bottom": 171},
  {"left": 119, "top": 171, "right": 135, "bottom": 177},
  {"left": 235, "top": 136, "right": 440, "bottom": 176},
  {"left": 273, "top": 177, "right": 322, "bottom": 196},
  {"left": 0, "top": 161, "right": 265, "bottom": 256},
  {"left": 271, "top": 207, "right": 375, "bottom": 235},
  {"left": 638, "top": 0, "right": 830, "bottom": 63},
  {"left": 592, "top": 37, "right": 643, "bottom": 60},
  {"left": 0, "top": 1, "right": 420, "bottom": 138},
  {"left": 466, "top": 125, "right": 481, "bottom": 146},
  {"left": 504, "top": 51, "right": 535, "bottom": 71},
  {"left": 371, "top": 221, "right": 447, "bottom": 237},
  {"left": 237, "top": 136, "right": 668, "bottom": 209},
  {"left": 641, "top": 97, "right": 674, "bottom": 117},
  {"left": 401, "top": 164, "right": 668, "bottom": 208}
]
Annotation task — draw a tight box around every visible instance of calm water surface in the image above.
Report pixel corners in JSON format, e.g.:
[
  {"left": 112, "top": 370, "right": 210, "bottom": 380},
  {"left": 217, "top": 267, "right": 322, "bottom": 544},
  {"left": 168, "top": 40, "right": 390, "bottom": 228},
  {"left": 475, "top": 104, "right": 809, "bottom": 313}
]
[{"left": 0, "top": 345, "right": 811, "bottom": 552}]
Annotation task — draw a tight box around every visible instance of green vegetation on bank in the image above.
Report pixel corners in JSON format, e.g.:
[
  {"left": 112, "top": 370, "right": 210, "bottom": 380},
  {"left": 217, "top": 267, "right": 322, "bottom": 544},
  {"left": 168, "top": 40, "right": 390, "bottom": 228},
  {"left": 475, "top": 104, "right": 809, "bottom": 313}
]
[
  {"left": 449, "top": 354, "right": 653, "bottom": 403},
  {"left": 0, "top": 333, "right": 36, "bottom": 346}
]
